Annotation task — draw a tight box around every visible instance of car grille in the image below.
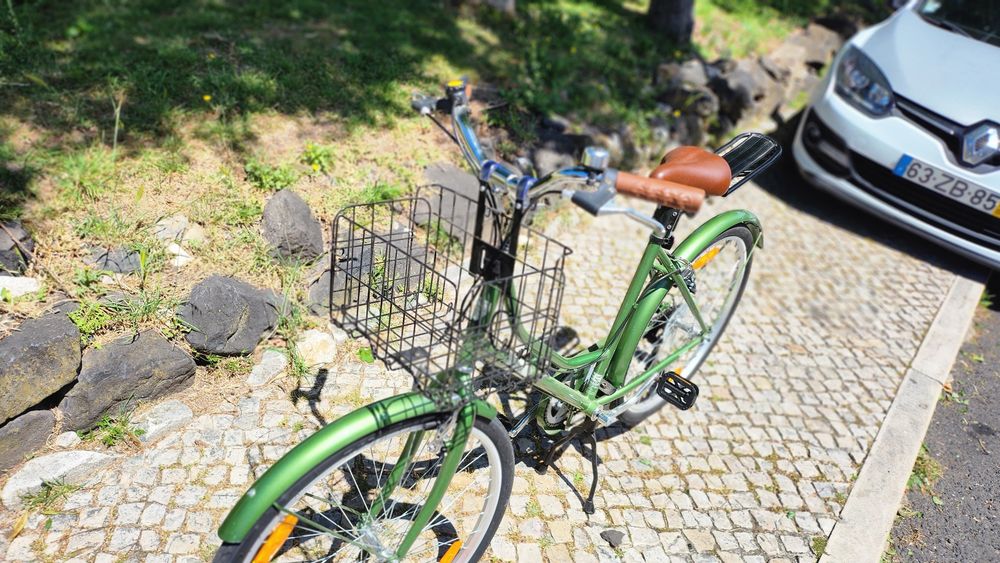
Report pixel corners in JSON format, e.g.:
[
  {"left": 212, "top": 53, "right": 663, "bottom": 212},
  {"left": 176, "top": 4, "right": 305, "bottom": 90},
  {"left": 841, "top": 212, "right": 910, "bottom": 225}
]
[
  {"left": 895, "top": 95, "right": 1000, "bottom": 170},
  {"left": 851, "top": 152, "right": 1000, "bottom": 251}
]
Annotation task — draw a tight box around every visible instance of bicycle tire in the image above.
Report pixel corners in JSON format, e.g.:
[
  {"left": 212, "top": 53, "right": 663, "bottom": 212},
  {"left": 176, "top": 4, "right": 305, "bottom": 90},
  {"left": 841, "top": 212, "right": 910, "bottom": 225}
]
[
  {"left": 618, "top": 225, "right": 754, "bottom": 426},
  {"left": 213, "top": 414, "right": 514, "bottom": 563}
]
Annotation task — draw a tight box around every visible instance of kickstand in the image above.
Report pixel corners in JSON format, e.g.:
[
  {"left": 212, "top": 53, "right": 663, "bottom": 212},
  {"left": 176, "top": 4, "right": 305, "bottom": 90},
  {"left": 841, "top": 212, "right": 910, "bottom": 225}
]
[{"left": 537, "top": 419, "right": 599, "bottom": 514}]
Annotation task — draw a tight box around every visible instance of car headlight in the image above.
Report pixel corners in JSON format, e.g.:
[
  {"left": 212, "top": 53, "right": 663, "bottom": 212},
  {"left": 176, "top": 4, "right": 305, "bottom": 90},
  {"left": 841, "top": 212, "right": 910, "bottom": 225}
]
[{"left": 835, "top": 46, "right": 894, "bottom": 117}]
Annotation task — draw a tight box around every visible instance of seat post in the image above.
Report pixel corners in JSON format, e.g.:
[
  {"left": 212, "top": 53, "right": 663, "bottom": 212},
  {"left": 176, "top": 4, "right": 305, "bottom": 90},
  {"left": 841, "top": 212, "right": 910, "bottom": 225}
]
[{"left": 652, "top": 206, "right": 683, "bottom": 249}]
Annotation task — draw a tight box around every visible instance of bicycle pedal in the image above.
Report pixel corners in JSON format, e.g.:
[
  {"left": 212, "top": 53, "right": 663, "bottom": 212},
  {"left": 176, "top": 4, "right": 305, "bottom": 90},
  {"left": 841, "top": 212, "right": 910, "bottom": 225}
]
[{"left": 656, "top": 372, "right": 699, "bottom": 410}]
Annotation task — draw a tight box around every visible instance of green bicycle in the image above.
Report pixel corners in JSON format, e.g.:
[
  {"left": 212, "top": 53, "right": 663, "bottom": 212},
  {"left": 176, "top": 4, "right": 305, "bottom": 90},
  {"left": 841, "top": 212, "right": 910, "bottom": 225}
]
[{"left": 213, "top": 79, "right": 780, "bottom": 562}]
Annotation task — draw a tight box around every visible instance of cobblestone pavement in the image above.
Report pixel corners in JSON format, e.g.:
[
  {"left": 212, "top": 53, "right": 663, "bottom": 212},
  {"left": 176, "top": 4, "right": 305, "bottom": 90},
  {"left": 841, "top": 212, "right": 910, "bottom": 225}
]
[{"left": 0, "top": 168, "right": 968, "bottom": 562}]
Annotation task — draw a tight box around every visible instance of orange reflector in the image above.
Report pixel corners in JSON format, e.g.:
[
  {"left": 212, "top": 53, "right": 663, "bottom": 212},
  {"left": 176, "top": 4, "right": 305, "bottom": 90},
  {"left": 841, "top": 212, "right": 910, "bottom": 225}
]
[
  {"left": 692, "top": 247, "right": 721, "bottom": 270},
  {"left": 252, "top": 514, "right": 298, "bottom": 563},
  {"left": 440, "top": 540, "right": 463, "bottom": 563}
]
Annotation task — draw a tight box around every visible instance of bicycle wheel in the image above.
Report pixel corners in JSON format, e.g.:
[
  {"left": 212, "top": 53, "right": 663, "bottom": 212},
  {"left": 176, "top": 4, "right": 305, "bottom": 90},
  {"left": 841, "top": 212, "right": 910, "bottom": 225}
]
[
  {"left": 213, "top": 414, "right": 514, "bottom": 563},
  {"left": 618, "top": 225, "right": 753, "bottom": 426}
]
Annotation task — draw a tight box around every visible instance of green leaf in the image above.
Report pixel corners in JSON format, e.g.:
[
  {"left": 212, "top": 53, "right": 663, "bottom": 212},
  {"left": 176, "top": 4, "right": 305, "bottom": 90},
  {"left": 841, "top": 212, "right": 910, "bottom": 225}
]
[
  {"left": 785, "top": 510, "right": 795, "bottom": 519},
  {"left": 358, "top": 347, "right": 374, "bottom": 364},
  {"left": 932, "top": 496, "right": 944, "bottom": 506}
]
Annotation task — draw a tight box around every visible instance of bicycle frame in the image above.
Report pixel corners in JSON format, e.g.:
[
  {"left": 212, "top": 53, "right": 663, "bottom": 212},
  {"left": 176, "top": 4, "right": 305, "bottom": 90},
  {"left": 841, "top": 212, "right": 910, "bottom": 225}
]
[{"left": 528, "top": 208, "right": 763, "bottom": 421}]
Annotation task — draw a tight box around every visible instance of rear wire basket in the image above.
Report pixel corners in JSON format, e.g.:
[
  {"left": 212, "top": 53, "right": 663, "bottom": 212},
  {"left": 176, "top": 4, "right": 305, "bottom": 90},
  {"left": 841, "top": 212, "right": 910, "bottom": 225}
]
[{"left": 329, "top": 184, "right": 571, "bottom": 407}]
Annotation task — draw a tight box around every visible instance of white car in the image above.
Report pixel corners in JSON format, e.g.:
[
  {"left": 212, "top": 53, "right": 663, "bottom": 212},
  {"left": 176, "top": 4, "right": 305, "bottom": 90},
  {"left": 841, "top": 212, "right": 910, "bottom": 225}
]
[{"left": 793, "top": 0, "right": 1000, "bottom": 270}]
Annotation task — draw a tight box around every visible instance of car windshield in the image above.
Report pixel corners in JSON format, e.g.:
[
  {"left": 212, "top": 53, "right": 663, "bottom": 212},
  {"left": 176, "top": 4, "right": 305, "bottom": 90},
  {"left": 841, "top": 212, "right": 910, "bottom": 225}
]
[{"left": 918, "top": 0, "right": 1000, "bottom": 47}]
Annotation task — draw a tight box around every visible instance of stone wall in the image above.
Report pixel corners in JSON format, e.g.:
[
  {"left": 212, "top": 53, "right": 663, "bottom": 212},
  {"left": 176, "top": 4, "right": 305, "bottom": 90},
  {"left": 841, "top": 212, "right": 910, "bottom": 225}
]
[
  {"left": 526, "top": 23, "right": 844, "bottom": 173},
  {"left": 0, "top": 187, "right": 326, "bottom": 472}
]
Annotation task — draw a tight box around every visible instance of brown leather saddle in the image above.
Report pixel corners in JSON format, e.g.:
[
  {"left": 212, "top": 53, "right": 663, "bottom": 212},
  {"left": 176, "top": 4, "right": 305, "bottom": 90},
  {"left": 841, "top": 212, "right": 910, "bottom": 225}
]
[{"left": 650, "top": 146, "right": 732, "bottom": 197}]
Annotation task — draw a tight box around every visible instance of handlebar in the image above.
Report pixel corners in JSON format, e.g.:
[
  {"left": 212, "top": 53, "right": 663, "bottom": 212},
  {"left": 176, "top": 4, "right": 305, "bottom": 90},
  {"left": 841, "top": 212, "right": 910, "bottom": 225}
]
[
  {"left": 414, "top": 80, "right": 705, "bottom": 227},
  {"left": 614, "top": 171, "right": 705, "bottom": 213}
]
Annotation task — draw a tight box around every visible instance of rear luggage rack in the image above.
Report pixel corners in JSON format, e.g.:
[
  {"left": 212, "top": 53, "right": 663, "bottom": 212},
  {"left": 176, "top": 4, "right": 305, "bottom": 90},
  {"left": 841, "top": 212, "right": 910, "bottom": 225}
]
[{"left": 716, "top": 132, "right": 782, "bottom": 196}]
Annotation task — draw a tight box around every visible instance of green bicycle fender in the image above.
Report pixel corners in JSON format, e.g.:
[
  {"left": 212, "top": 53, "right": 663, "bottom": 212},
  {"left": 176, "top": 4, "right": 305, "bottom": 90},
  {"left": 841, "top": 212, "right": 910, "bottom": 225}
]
[
  {"left": 674, "top": 209, "right": 763, "bottom": 261},
  {"left": 216, "top": 393, "right": 497, "bottom": 543},
  {"left": 605, "top": 209, "right": 763, "bottom": 381}
]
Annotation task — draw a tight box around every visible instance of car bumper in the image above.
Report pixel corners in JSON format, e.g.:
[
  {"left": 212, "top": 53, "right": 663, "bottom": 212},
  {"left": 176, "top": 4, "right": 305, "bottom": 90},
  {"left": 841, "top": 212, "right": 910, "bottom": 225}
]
[{"left": 793, "top": 91, "right": 1000, "bottom": 271}]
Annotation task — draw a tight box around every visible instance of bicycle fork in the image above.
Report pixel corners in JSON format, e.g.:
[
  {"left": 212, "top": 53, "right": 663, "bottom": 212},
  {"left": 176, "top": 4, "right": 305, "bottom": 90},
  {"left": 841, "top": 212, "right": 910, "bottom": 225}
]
[{"left": 365, "top": 403, "right": 477, "bottom": 561}]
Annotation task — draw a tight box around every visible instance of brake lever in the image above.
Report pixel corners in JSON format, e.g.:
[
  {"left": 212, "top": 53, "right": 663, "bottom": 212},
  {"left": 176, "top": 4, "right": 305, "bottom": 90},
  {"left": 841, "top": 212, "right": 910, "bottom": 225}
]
[
  {"left": 563, "top": 176, "right": 668, "bottom": 237},
  {"left": 410, "top": 93, "right": 453, "bottom": 116},
  {"left": 567, "top": 170, "right": 616, "bottom": 215},
  {"left": 410, "top": 93, "right": 437, "bottom": 115}
]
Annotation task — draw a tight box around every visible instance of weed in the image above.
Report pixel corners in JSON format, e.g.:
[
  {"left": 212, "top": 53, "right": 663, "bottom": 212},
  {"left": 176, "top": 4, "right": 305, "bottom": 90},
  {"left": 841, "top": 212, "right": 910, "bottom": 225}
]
[
  {"left": 356, "top": 181, "right": 403, "bottom": 204},
  {"left": 897, "top": 502, "right": 922, "bottom": 520},
  {"left": 215, "top": 198, "right": 263, "bottom": 227},
  {"left": 301, "top": 143, "right": 333, "bottom": 175},
  {"left": 358, "top": 347, "right": 375, "bottom": 364},
  {"left": 197, "top": 353, "right": 224, "bottom": 366},
  {"left": 73, "top": 267, "right": 107, "bottom": 296},
  {"left": 811, "top": 536, "right": 828, "bottom": 557},
  {"left": 907, "top": 444, "right": 944, "bottom": 495},
  {"left": 195, "top": 116, "right": 254, "bottom": 153},
  {"left": 144, "top": 136, "right": 189, "bottom": 174},
  {"left": 525, "top": 499, "right": 542, "bottom": 518},
  {"left": 425, "top": 219, "right": 463, "bottom": 257},
  {"left": 68, "top": 300, "right": 112, "bottom": 339},
  {"left": 538, "top": 536, "right": 554, "bottom": 549},
  {"left": 244, "top": 159, "right": 297, "bottom": 192},
  {"left": 638, "top": 434, "right": 653, "bottom": 446},
  {"left": 132, "top": 241, "right": 168, "bottom": 289},
  {"left": 881, "top": 538, "right": 897, "bottom": 563},
  {"left": 291, "top": 420, "right": 305, "bottom": 432},
  {"left": 420, "top": 274, "right": 444, "bottom": 303},
  {"left": 274, "top": 266, "right": 312, "bottom": 379},
  {"left": 980, "top": 290, "right": 995, "bottom": 309},
  {"left": 82, "top": 403, "right": 146, "bottom": 447},
  {"left": 572, "top": 469, "right": 585, "bottom": 489},
  {"left": 219, "top": 356, "right": 254, "bottom": 377},
  {"left": 941, "top": 388, "right": 970, "bottom": 405},
  {"left": 970, "top": 352, "right": 985, "bottom": 363},
  {"left": 20, "top": 480, "right": 79, "bottom": 515},
  {"left": 58, "top": 146, "right": 115, "bottom": 201},
  {"left": 73, "top": 211, "right": 135, "bottom": 245}
]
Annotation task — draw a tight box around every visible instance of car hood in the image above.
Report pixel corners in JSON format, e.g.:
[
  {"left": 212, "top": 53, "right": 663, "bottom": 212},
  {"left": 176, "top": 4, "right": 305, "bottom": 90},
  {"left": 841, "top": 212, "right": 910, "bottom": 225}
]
[{"left": 858, "top": 8, "right": 1000, "bottom": 125}]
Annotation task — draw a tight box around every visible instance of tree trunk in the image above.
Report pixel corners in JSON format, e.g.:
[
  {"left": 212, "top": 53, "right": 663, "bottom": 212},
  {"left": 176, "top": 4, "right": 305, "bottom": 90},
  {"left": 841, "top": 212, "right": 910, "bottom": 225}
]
[{"left": 647, "top": 0, "right": 695, "bottom": 46}]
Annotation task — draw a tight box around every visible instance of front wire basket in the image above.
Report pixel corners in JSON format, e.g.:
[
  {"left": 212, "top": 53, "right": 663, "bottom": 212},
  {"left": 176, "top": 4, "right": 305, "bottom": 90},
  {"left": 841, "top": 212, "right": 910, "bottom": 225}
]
[{"left": 329, "top": 184, "right": 572, "bottom": 406}]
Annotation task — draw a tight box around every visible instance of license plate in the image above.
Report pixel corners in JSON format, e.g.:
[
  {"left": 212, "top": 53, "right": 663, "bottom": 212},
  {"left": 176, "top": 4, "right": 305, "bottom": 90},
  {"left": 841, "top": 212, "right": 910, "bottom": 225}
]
[{"left": 893, "top": 155, "right": 1000, "bottom": 217}]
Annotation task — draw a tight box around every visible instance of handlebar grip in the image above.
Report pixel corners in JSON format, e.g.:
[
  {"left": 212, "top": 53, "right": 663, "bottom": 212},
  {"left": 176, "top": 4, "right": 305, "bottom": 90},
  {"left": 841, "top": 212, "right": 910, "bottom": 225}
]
[{"left": 614, "top": 171, "right": 705, "bottom": 213}]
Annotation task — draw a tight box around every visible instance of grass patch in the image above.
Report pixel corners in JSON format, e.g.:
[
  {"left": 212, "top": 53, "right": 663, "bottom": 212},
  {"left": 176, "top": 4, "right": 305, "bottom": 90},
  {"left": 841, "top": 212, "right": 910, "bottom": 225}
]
[
  {"left": 189, "top": 169, "right": 264, "bottom": 228},
  {"left": 244, "top": 158, "right": 298, "bottom": 192},
  {"left": 300, "top": 142, "right": 333, "bottom": 175},
  {"left": 907, "top": 444, "right": 944, "bottom": 497},
  {"left": 68, "top": 300, "right": 113, "bottom": 339},
  {"left": 981, "top": 290, "right": 995, "bottom": 309},
  {"left": 20, "top": 480, "right": 79, "bottom": 515},
  {"left": 811, "top": 535, "right": 828, "bottom": 557},
  {"left": 695, "top": 0, "right": 798, "bottom": 60},
  {"left": 424, "top": 219, "right": 463, "bottom": 257},
  {"left": 420, "top": 274, "right": 444, "bottom": 303},
  {"left": 219, "top": 356, "right": 255, "bottom": 377},
  {"left": 57, "top": 146, "right": 116, "bottom": 202},
  {"left": 355, "top": 181, "right": 404, "bottom": 204},
  {"left": 81, "top": 403, "right": 145, "bottom": 447}
]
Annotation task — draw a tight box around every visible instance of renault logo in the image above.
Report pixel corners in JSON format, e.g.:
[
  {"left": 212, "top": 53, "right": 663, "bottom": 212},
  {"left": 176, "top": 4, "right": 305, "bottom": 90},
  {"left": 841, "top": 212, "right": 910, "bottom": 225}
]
[{"left": 962, "top": 122, "right": 1000, "bottom": 166}]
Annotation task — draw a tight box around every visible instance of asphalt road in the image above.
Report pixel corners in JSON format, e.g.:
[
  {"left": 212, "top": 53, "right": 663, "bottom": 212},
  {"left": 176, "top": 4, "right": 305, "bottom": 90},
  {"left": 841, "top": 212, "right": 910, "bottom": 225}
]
[{"left": 890, "top": 272, "right": 1000, "bottom": 562}]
